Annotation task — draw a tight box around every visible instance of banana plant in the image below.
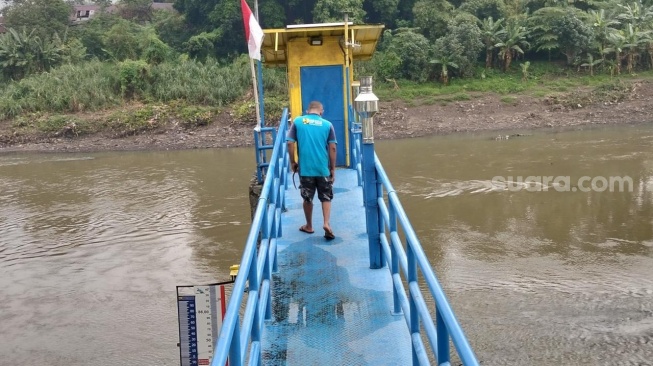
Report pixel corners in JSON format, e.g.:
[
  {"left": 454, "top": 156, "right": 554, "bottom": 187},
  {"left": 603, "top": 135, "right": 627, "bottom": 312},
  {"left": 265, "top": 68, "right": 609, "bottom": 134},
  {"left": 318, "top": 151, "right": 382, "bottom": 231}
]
[
  {"left": 588, "top": 8, "right": 620, "bottom": 63},
  {"left": 495, "top": 22, "right": 530, "bottom": 72},
  {"left": 616, "top": 1, "right": 653, "bottom": 29},
  {"left": 604, "top": 31, "right": 627, "bottom": 75},
  {"left": 580, "top": 53, "right": 603, "bottom": 76},
  {"left": 479, "top": 17, "right": 506, "bottom": 69},
  {"left": 429, "top": 55, "right": 459, "bottom": 86},
  {"left": 622, "top": 23, "right": 651, "bottom": 74}
]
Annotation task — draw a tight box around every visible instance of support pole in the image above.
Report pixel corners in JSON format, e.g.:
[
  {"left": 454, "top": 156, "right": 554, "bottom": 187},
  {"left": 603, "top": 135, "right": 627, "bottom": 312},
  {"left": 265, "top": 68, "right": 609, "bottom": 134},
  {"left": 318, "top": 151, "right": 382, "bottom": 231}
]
[
  {"left": 362, "top": 139, "right": 382, "bottom": 269},
  {"left": 354, "top": 76, "right": 382, "bottom": 269}
]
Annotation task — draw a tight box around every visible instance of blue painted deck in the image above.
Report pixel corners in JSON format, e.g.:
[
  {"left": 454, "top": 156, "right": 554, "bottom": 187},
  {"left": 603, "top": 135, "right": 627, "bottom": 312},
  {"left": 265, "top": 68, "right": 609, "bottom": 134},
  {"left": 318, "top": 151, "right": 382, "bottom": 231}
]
[{"left": 261, "top": 168, "right": 412, "bottom": 365}]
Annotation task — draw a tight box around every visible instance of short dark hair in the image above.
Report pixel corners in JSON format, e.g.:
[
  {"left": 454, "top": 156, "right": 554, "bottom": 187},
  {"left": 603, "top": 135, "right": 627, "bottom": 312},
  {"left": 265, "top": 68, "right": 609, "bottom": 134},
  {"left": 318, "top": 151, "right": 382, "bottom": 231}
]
[{"left": 307, "top": 101, "right": 323, "bottom": 112}]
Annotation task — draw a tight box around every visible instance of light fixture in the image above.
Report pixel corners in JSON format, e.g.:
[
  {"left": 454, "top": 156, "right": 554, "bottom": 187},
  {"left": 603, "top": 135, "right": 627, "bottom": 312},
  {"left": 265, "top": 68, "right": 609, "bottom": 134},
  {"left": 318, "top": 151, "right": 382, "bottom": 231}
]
[
  {"left": 354, "top": 76, "right": 379, "bottom": 144},
  {"left": 309, "top": 36, "right": 323, "bottom": 46}
]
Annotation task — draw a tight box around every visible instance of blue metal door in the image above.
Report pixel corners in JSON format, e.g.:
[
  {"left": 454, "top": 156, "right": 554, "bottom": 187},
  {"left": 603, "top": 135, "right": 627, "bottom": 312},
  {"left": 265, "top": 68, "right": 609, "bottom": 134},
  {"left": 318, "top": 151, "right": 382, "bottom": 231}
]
[{"left": 300, "top": 65, "right": 346, "bottom": 166}]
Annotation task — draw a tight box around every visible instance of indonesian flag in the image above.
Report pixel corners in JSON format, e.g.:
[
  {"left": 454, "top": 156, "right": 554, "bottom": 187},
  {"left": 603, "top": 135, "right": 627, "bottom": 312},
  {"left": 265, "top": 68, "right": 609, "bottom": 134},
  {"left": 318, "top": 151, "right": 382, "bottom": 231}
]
[{"left": 240, "top": 0, "right": 264, "bottom": 60}]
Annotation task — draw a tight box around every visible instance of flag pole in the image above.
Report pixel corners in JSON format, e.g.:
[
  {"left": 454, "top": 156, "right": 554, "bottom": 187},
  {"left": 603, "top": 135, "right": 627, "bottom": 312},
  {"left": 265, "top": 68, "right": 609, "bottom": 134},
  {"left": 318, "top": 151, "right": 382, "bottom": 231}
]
[
  {"left": 253, "top": 0, "right": 264, "bottom": 129},
  {"left": 250, "top": 59, "right": 262, "bottom": 129},
  {"left": 241, "top": 0, "right": 264, "bottom": 129}
]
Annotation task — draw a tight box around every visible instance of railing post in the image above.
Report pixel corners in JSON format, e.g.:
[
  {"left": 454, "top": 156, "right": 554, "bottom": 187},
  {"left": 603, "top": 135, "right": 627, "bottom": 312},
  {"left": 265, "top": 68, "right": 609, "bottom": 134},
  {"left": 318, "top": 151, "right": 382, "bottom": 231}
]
[
  {"left": 389, "top": 201, "right": 401, "bottom": 315},
  {"left": 436, "top": 307, "right": 450, "bottom": 364},
  {"left": 254, "top": 130, "right": 263, "bottom": 184},
  {"left": 407, "top": 241, "right": 419, "bottom": 366},
  {"left": 355, "top": 76, "right": 383, "bottom": 269},
  {"left": 362, "top": 141, "right": 382, "bottom": 268}
]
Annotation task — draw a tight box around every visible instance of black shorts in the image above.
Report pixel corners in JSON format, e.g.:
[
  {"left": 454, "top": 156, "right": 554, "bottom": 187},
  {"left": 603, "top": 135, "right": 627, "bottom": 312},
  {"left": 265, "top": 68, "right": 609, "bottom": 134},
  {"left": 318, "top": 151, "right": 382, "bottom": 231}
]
[{"left": 299, "top": 176, "right": 333, "bottom": 203}]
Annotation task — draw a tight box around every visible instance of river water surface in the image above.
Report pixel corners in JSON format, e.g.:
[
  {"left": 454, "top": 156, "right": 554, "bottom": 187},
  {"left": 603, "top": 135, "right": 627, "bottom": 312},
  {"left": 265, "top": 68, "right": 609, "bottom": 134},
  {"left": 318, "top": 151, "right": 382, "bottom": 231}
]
[{"left": 1, "top": 125, "right": 653, "bottom": 365}]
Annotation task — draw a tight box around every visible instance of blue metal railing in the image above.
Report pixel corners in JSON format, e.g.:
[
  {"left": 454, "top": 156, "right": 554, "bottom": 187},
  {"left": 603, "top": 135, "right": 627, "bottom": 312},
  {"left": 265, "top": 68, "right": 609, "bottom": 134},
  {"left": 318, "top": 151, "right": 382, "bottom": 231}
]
[
  {"left": 254, "top": 127, "right": 277, "bottom": 184},
  {"left": 216, "top": 105, "right": 476, "bottom": 365},
  {"left": 372, "top": 154, "right": 479, "bottom": 366},
  {"left": 212, "top": 108, "right": 290, "bottom": 366}
]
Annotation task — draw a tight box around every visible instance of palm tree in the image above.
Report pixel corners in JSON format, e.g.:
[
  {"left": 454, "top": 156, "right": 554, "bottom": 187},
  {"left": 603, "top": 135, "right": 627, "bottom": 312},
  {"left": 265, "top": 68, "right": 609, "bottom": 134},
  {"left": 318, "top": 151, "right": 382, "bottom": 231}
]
[
  {"left": 495, "top": 22, "right": 530, "bottom": 72},
  {"left": 430, "top": 55, "right": 459, "bottom": 86},
  {"left": 479, "top": 17, "right": 506, "bottom": 69}
]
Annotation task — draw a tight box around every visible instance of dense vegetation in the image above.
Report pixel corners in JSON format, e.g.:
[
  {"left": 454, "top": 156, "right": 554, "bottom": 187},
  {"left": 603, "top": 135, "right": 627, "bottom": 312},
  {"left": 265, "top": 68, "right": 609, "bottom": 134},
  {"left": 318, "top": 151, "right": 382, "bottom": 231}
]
[{"left": 1, "top": 0, "right": 653, "bottom": 127}]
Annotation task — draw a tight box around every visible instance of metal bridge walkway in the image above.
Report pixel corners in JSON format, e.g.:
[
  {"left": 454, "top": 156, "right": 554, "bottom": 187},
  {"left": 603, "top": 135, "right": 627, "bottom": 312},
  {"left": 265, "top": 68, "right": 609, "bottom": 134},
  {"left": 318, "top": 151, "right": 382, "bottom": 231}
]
[{"left": 261, "top": 168, "right": 412, "bottom": 365}]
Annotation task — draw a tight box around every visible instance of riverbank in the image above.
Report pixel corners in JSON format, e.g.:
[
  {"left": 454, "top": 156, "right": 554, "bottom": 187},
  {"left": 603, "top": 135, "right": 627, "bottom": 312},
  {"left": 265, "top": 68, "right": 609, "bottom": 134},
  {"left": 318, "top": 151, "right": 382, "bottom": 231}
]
[{"left": 1, "top": 78, "right": 652, "bottom": 154}]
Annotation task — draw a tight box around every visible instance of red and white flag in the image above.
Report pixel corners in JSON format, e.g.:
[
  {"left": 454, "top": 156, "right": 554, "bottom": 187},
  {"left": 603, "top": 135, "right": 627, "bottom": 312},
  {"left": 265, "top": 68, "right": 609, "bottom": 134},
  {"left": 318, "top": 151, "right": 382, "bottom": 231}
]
[{"left": 240, "top": 0, "right": 264, "bottom": 60}]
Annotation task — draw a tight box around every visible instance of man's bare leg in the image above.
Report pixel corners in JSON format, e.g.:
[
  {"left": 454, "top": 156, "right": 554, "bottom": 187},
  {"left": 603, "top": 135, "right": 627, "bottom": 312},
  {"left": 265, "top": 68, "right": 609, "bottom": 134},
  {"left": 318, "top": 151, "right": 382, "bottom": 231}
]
[
  {"left": 303, "top": 200, "right": 313, "bottom": 232},
  {"left": 321, "top": 201, "right": 332, "bottom": 233}
]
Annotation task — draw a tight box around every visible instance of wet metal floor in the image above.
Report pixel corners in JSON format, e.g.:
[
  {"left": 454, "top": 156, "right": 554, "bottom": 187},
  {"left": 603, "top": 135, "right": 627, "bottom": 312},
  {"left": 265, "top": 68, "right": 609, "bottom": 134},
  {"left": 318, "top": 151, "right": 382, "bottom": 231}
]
[{"left": 262, "top": 168, "right": 412, "bottom": 365}]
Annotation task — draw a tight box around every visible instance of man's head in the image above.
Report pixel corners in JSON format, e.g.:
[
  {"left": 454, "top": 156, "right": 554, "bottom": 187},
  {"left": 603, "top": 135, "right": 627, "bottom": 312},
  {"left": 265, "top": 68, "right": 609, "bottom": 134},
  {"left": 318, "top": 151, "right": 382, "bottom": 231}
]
[{"left": 306, "top": 101, "right": 324, "bottom": 116}]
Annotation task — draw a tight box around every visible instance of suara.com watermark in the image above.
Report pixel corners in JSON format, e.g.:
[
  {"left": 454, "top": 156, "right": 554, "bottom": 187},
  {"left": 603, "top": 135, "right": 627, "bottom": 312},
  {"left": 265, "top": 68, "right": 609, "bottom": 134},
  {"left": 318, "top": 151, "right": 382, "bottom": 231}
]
[{"left": 490, "top": 175, "right": 634, "bottom": 192}]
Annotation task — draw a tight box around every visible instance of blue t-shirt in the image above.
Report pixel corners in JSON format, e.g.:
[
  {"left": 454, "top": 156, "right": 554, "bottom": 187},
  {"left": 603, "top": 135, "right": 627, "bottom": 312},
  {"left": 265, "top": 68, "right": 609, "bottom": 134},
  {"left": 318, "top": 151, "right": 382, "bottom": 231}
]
[{"left": 286, "top": 114, "right": 337, "bottom": 177}]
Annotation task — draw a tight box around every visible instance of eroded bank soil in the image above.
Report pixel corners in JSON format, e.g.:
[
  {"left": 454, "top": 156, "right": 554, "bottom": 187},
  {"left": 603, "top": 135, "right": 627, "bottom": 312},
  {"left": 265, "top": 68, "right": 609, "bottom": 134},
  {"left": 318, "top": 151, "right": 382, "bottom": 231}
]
[{"left": 1, "top": 80, "right": 651, "bottom": 153}]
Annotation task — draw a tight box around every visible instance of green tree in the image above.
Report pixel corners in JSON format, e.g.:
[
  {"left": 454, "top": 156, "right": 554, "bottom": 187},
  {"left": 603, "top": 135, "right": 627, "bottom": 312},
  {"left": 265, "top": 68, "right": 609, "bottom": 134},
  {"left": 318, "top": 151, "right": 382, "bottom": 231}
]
[
  {"left": 2, "top": 0, "right": 72, "bottom": 40},
  {"left": 313, "top": 0, "right": 365, "bottom": 23},
  {"left": 412, "top": 0, "right": 454, "bottom": 41},
  {"left": 173, "top": 0, "right": 219, "bottom": 32},
  {"left": 71, "top": 13, "right": 121, "bottom": 60},
  {"left": 141, "top": 27, "right": 172, "bottom": 64},
  {"left": 173, "top": 0, "right": 245, "bottom": 60},
  {"left": 363, "top": 0, "right": 400, "bottom": 27},
  {"left": 210, "top": 0, "right": 255, "bottom": 59},
  {"left": 152, "top": 10, "right": 192, "bottom": 53},
  {"left": 103, "top": 19, "right": 142, "bottom": 61},
  {"left": 258, "top": 0, "right": 287, "bottom": 28},
  {"left": 528, "top": 7, "right": 562, "bottom": 60},
  {"left": 433, "top": 17, "right": 483, "bottom": 77},
  {"left": 184, "top": 30, "right": 221, "bottom": 61},
  {"left": 119, "top": 0, "right": 153, "bottom": 23},
  {"left": 396, "top": 0, "right": 419, "bottom": 20},
  {"left": 459, "top": 0, "right": 508, "bottom": 22},
  {"left": 386, "top": 29, "right": 431, "bottom": 81},
  {"left": 365, "top": 50, "right": 402, "bottom": 80},
  {"left": 283, "top": 0, "right": 318, "bottom": 24},
  {"left": 550, "top": 12, "right": 594, "bottom": 65}
]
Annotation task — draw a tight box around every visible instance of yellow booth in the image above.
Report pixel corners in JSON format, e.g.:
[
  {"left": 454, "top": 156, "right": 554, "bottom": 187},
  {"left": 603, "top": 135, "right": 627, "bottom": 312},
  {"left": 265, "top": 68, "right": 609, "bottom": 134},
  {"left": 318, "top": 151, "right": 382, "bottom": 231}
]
[{"left": 262, "top": 22, "right": 384, "bottom": 167}]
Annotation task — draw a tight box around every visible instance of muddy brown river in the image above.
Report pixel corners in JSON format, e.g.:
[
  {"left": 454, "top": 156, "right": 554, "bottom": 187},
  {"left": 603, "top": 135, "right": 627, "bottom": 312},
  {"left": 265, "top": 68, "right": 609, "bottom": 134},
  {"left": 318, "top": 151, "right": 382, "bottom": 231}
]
[{"left": 1, "top": 125, "right": 653, "bottom": 365}]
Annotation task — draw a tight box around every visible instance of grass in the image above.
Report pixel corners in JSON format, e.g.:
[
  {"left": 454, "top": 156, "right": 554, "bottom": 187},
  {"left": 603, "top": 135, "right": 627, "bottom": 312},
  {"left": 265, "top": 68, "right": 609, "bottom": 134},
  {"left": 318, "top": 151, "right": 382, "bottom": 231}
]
[
  {"left": 0, "top": 55, "right": 291, "bottom": 135},
  {"left": 3, "top": 58, "right": 653, "bottom": 137},
  {"left": 374, "top": 61, "right": 653, "bottom": 104}
]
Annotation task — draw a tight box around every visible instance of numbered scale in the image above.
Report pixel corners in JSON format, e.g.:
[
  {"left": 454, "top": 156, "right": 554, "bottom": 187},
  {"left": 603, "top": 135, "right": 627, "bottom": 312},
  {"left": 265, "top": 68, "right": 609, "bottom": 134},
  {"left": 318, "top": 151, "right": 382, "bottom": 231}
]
[{"left": 176, "top": 282, "right": 231, "bottom": 366}]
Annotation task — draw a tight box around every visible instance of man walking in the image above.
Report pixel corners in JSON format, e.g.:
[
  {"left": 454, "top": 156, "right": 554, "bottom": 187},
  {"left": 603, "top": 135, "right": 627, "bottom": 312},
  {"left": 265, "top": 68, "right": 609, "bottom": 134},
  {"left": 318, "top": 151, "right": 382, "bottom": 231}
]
[{"left": 286, "top": 101, "right": 337, "bottom": 240}]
